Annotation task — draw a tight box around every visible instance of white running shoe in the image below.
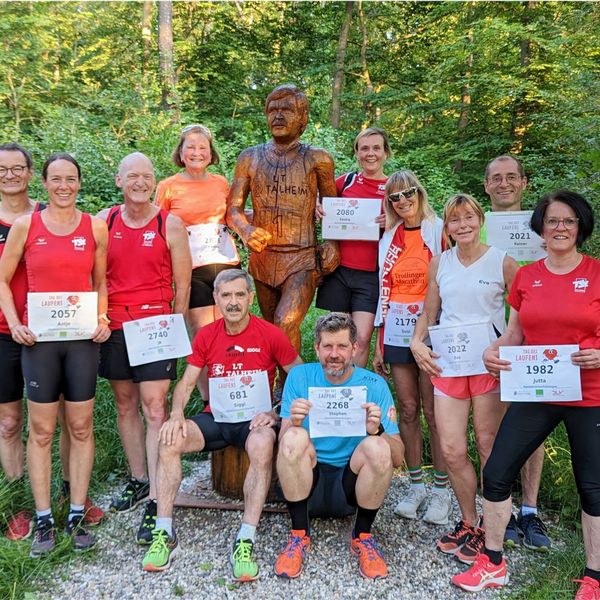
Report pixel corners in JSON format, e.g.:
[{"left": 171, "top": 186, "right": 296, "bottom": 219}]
[
  {"left": 393, "top": 487, "right": 427, "bottom": 519},
  {"left": 423, "top": 489, "right": 452, "bottom": 525}
]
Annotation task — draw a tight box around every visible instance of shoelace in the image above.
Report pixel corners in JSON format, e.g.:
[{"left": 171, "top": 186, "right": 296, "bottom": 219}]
[
  {"left": 465, "top": 529, "right": 485, "bottom": 553},
  {"left": 283, "top": 534, "right": 306, "bottom": 556},
  {"left": 233, "top": 540, "right": 254, "bottom": 562},
  {"left": 428, "top": 493, "right": 446, "bottom": 511},
  {"left": 150, "top": 530, "right": 170, "bottom": 553},
  {"left": 521, "top": 514, "right": 547, "bottom": 535},
  {"left": 451, "top": 520, "right": 471, "bottom": 537},
  {"left": 357, "top": 536, "right": 383, "bottom": 561},
  {"left": 35, "top": 521, "right": 54, "bottom": 540}
]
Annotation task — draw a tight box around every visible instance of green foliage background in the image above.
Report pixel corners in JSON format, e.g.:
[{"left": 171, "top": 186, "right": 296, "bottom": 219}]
[{"left": 0, "top": 1, "right": 598, "bottom": 598}]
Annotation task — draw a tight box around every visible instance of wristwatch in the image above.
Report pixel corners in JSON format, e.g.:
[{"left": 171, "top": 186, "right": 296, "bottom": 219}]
[
  {"left": 98, "top": 313, "right": 111, "bottom": 324},
  {"left": 369, "top": 423, "right": 385, "bottom": 436}
]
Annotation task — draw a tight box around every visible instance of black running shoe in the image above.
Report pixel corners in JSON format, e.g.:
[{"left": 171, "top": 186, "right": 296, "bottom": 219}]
[
  {"left": 110, "top": 477, "right": 150, "bottom": 512},
  {"left": 30, "top": 519, "right": 57, "bottom": 558},
  {"left": 137, "top": 499, "right": 157, "bottom": 545},
  {"left": 65, "top": 515, "right": 96, "bottom": 552}
]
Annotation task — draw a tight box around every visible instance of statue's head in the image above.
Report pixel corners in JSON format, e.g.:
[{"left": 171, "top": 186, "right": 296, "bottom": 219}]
[{"left": 264, "top": 84, "right": 309, "bottom": 142}]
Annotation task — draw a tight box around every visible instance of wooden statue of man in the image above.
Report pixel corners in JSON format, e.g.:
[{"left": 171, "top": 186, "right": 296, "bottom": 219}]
[{"left": 227, "top": 84, "right": 339, "bottom": 351}]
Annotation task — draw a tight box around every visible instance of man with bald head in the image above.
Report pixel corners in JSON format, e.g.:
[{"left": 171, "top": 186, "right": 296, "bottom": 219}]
[{"left": 97, "top": 153, "right": 191, "bottom": 543}]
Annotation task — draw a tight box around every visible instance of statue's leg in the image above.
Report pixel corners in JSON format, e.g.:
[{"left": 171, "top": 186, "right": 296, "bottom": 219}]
[
  {"left": 273, "top": 270, "right": 317, "bottom": 353},
  {"left": 254, "top": 279, "right": 280, "bottom": 324}
]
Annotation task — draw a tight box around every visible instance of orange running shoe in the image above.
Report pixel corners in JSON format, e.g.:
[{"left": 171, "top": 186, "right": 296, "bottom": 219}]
[
  {"left": 350, "top": 533, "right": 388, "bottom": 580},
  {"left": 6, "top": 510, "right": 34, "bottom": 541},
  {"left": 274, "top": 529, "right": 310, "bottom": 578},
  {"left": 437, "top": 519, "right": 475, "bottom": 555},
  {"left": 455, "top": 526, "right": 485, "bottom": 564},
  {"left": 83, "top": 497, "right": 105, "bottom": 526}
]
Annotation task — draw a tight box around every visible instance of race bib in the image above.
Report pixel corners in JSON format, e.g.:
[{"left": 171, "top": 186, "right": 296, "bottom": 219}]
[
  {"left": 187, "top": 223, "right": 239, "bottom": 268},
  {"left": 308, "top": 386, "right": 367, "bottom": 438},
  {"left": 384, "top": 301, "right": 423, "bottom": 347},
  {"left": 209, "top": 371, "right": 272, "bottom": 423}
]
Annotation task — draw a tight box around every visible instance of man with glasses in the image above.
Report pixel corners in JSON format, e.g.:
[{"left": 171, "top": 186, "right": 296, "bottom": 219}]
[{"left": 482, "top": 155, "right": 551, "bottom": 552}]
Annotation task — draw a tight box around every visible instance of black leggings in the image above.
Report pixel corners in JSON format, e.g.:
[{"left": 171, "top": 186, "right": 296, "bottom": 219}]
[{"left": 483, "top": 402, "right": 600, "bottom": 516}]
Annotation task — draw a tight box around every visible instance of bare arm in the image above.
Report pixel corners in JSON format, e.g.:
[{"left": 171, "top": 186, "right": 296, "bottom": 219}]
[
  {"left": 502, "top": 255, "right": 519, "bottom": 294},
  {"left": 166, "top": 213, "right": 192, "bottom": 318},
  {"left": 483, "top": 307, "right": 525, "bottom": 377},
  {"left": 0, "top": 217, "right": 36, "bottom": 345},
  {"left": 91, "top": 217, "right": 111, "bottom": 343}
]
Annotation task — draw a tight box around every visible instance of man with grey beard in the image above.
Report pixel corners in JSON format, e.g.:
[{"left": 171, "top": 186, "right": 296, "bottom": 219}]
[{"left": 274, "top": 313, "right": 404, "bottom": 581}]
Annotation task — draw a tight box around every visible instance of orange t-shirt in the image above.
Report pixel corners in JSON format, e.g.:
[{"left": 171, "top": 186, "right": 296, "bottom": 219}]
[
  {"left": 154, "top": 172, "right": 229, "bottom": 227},
  {"left": 388, "top": 227, "right": 430, "bottom": 304}
]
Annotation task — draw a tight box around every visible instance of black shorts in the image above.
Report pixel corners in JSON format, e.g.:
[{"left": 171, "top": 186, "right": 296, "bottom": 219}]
[
  {"left": 383, "top": 344, "right": 417, "bottom": 365},
  {"left": 190, "top": 263, "right": 240, "bottom": 309},
  {"left": 22, "top": 340, "right": 99, "bottom": 403},
  {"left": 308, "top": 462, "right": 357, "bottom": 518},
  {"left": 316, "top": 266, "right": 379, "bottom": 314},
  {"left": 0, "top": 333, "right": 24, "bottom": 403},
  {"left": 188, "top": 412, "right": 255, "bottom": 451},
  {"left": 98, "top": 329, "right": 177, "bottom": 383}
]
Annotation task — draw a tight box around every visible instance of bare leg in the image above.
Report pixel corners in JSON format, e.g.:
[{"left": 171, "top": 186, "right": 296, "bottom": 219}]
[
  {"left": 351, "top": 311, "right": 375, "bottom": 368},
  {"left": 582, "top": 510, "right": 600, "bottom": 570},
  {"left": 188, "top": 306, "right": 220, "bottom": 401},
  {"left": 419, "top": 370, "right": 446, "bottom": 473},
  {"left": 156, "top": 420, "right": 206, "bottom": 519},
  {"left": 63, "top": 399, "right": 95, "bottom": 506},
  {"left": 27, "top": 401, "right": 59, "bottom": 510},
  {"left": 242, "top": 427, "right": 276, "bottom": 526},
  {"left": 58, "top": 399, "right": 69, "bottom": 482},
  {"left": 435, "top": 395, "right": 478, "bottom": 524},
  {"left": 0, "top": 400, "right": 24, "bottom": 480},
  {"left": 350, "top": 436, "right": 393, "bottom": 509},
  {"left": 520, "top": 444, "right": 544, "bottom": 507},
  {"left": 111, "top": 379, "right": 147, "bottom": 481},
  {"left": 471, "top": 392, "right": 505, "bottom": 478},
  {"left": 139, "top": 380, "right": 170, "bottom": 499},
  {"left": 277, "top": 427, "right": 317, "bottom": 501},
  {"left": 482, "top": 497, "right": 513, "bottom": 552}
]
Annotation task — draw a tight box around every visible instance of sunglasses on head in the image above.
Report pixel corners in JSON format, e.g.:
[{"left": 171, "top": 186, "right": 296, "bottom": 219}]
[{"left": 387, "top": 187, "right": 418, "bottom": 203}]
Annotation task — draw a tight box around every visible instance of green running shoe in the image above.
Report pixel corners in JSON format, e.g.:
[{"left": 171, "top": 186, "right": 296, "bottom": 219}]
[
  {"left": 142, "top": 529, "right": 179, "bottom": 572},
  {"left": 231, "top": 538, "right": 259, "bottom": 582}
]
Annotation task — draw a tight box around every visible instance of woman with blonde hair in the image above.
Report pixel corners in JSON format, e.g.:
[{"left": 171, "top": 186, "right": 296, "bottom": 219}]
[{"left": 373, "top": 170, "right": 450, "bottom": 525}]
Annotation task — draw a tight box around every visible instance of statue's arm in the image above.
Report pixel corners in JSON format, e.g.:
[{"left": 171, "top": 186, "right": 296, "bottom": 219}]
[{"left": 312, "top": 148, "right": 337, "bottom": 198}]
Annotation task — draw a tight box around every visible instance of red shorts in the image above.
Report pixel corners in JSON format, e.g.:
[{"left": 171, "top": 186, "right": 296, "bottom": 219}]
[{"left": 431, "top": 374, "right": 498, "bottom": 400}]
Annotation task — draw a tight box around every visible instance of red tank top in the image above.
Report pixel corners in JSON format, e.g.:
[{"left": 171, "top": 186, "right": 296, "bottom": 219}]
[
  {"left": 106, "top": 206, "right": 174, "bottom": 309},
  {"left": 0, "top": 203, "right": 44, "bottom": 334},
  {"left": 24, "top": 210, "right": 95, "bottom": 293}
]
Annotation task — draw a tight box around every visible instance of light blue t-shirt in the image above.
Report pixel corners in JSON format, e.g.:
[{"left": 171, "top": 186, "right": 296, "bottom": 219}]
[{"left": 281, "top": 363, "right": 399, "bottom": 468}]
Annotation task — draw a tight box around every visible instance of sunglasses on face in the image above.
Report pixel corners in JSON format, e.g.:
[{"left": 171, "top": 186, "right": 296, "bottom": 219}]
[{"left": 387, "top": 187, "right": 418, "bottom": 204}]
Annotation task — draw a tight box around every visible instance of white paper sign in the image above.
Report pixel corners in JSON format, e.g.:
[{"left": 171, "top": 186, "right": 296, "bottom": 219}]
[
  {"left": 28, "top": 292, "right": 98, "bottom": 341},
  {"left": 209, "top": 370, "right": 272, "bottom": 423},
  {"left": 308, "top": 386, "right": 367, "bottom": 438},
  {"left": 384, "top": 301, "right": 423, "bottom": 347},
  {"left": 187, "top": 223, "right": 239, "bottom": 268},
  {"left": 485, "top": 211, "right": 546, "bottom": 262},
  {"left": 499, "top": 345, "right": 581, "bottom": 402},
  {"left": 122, "top": 313, "right": 191, "bottom": 366},
  {"left": 429, "top": 321, "right": 495, "bottom": 376},
  {"left": 321, "top": 196, "right": 381, "bottom": 241}
]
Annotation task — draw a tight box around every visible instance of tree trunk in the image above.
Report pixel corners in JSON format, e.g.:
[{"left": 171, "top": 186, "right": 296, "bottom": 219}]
[
  {"left": 158, "top": 0, "right": 178, "bottom": 118},
  {"left": 357, "top": 0, "right": 375, "bottom": 122},
  {"left": 330, "top": 1, "right": 354, "bottom": 129},
  {"left": 453, "top": 29, "right": 473, "bottom": 173},
  {"left": 142, "top": 0, "right": 153, "bottom": 74}
]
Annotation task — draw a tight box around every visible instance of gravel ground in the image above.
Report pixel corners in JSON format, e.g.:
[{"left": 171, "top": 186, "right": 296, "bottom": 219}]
[{"left": 45, "top": 461, "right": 547, "bottom": 600}]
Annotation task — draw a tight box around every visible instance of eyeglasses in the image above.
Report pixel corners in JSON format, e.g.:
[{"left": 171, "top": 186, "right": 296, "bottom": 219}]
[
  {"left": 0, "top": 165, "right": 28, "bottom": 177},
  {"left": 388, "top": 187, "right": 418, "bottom": 203},
  {"left": 181, "top": 124, "right": 212, "bottom": 139},
  {"left": 487, "top": 174, "right": 523, "bottom": 185},
  {"left": 543, "top": 217, "right": 579, "bottom": 229}
]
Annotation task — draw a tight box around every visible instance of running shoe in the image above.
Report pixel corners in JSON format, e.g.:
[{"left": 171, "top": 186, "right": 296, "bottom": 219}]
[
  {"left": 110, "top": 477, "right": 150, "bottom": 512},
  {"left": 503, "top": 514, "right": 521, "bottom": 548},
  {"left": 65, "top": 515, "right": 96, "bottom": 551},
  {"left": 30, "top": 519, "right": 56, "bottom": 557},
  {"left": 350, "top": 533, "right": 388, "bottom": 580},
  {"left": 6, "top": 510, "right": 34, "bottom": 541},
  {"left": 574, "top": 576, "right": 600, "bottom": 600},
  {"left": 437, "top": 519, "right": 475, "bottom": 555},
  {"left": 393, "top": 487, "right": 427, "bottom": 519},
  {"left": 83, "top": 497, "right": 105, "bottom": 526},
  {"left": 136, "top": 499, "right": 157, "bottom": 545},
  {"left": 452, "top": 552, "right": 509, "bottom": 592},
  {"left": 142, "top": 529, "right": 179, "bottom": 572},
  {"left": 230, "top": 538, "right": 259, "bottom": 582},
  {"left": 274, "top": 529, "right": 310, "bottom": 579},
  {"left": 455, "top": 526, "right": 485, "bottom": 564},
  {"left": 423, "top": 490, "right": 452, "bottom": 525},
  {"left": 518, "top": 511, "right": 551, "bottom": 551}
]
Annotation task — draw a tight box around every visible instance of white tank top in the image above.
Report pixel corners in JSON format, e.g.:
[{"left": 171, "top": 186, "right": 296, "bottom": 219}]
[{"left": 436, "top": 245, "right": 507, "bottom": 334}]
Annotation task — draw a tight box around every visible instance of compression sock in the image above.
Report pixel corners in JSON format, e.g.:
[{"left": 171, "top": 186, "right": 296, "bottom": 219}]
[
  {"left": 433, "top": 470, "right": 449, "bottom": 491},
  {"left": 286, "top": 498, "right": 310, "bottom": 535},
  {"left": 408, "top": 466, "right": 425, "bottom": 489},
  {"left": 484, "top": 547, "right": 503, "bottom": 565},
  {"left": 154, "top": 517, "right": 173, "bottom": 537},
  {"left": 353, "top": 506, "right": 379, "bottom": 538}
]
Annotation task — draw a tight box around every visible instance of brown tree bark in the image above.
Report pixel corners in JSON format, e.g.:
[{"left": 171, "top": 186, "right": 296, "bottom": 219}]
[
  {"left": 453, "top": 29, "right": 473, "bottom": 173},
  {"left": 330, "top": 1, "right": 354, "bottom": 129},
  {"left": 357, "top": 0, "right": 376, "bottom": 122},
  {"left": 158, "top": 0, "right": 178, "bottom": 118}
]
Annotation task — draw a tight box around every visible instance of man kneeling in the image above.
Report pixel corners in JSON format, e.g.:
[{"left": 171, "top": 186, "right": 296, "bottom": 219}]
[
  {"left": 275, "top": 313, "right": 404, "bottom": 580},
  {"left": 142, "top": 269, "right": 300, "bottom": 579}
]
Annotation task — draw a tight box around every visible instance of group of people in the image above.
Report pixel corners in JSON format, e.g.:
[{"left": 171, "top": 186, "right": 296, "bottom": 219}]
[{"left": 0, "top": 83, "right": 598, "bottom": 599}]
